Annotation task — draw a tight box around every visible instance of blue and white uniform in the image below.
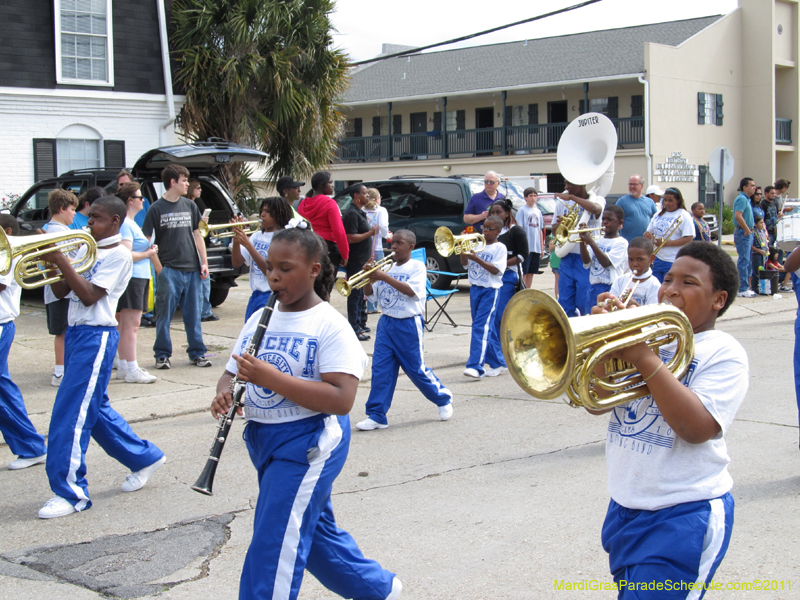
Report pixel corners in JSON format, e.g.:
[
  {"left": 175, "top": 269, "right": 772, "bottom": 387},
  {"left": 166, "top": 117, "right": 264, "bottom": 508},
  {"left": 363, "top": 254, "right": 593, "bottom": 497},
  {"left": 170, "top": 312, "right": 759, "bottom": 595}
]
[
  {"left": 0, "top": 258, "right": 47, "bottom": 460},
  {"left": 228, "top": 301, "right": 396, "bottom": 600},
  {"left": 362, "top": 259, "right": 452, "bottom": 425},
  {"left": 45, "top": 242, "right": 164, "bottom": 511},
  {"left": 793, "top": 270, "right": 800, "bottom": 448},
  {"left": 554, "top": 192, "right": 606, "bottom": 316},
  {"left": 609, "top": 269, "right": 661, "bottom": 307},
  {"left": 583, "top": 236, "right": 628, "bottom": 305},
  {"left": 646, "top": 208, "right": 694, "bottom": 282},
  {"left": 240, "top": 230, "right": 274, "bottom": 321},
  {"left": 466, "top": 242, "right": 506, "bottom": 375},
  {"left": 602, "top": 330, "right": 748, "bottom": 598}
]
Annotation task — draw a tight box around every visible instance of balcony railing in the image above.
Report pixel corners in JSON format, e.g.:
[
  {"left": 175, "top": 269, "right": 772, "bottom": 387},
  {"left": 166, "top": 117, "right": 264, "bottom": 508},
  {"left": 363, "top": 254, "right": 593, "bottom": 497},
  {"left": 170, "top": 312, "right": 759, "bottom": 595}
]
[
  {"left": 335, "top": 117, "right": 645, "bottom": 163},
  {"left": 776, "top": 118, "right": 793, "bottom": 145}
]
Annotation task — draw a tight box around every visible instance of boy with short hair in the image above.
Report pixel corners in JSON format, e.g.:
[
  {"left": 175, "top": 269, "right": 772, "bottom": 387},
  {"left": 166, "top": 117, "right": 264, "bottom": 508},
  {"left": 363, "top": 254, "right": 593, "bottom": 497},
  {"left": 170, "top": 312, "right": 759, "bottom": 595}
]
[
  {"left": 355, "top": 230, "right": 453, "bottom": 430},
  {"left": 461, "top": 215, "right": 507, "bottom": 379},
  {"left": 0, "top": 215, "right": 48, "bottom": 470},
  {"left": 751, "top": 216, "right": 769, "bottom": 293},
  {"left": 596, "top": 236, "right": 661, "bottom": 311},
  {"left": 589, "top": 241, "right": 747, "bottom": 596},
  {"left": 579, "top": 205, "right": 628, "bottom": 306},
  {"left": 38, "top": 197, "right": 165, "bottom": 519},
  {"left": 44, "top": 189, "right": 79, "bottom": 387},
  {"left": 516, "top": 187, "right": 544, "bottom": 288}
]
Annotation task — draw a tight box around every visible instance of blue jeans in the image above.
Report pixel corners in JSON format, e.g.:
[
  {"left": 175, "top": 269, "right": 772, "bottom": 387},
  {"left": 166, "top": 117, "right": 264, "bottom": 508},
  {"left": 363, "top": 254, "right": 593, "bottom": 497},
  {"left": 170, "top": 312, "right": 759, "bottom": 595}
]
[
  {"left": 154, "top": 267, "right": 207, "bottom": 360},
  {"left": 200, "top": 276, "right": 212, "bottom": 318},
  {"left": 734, "top": 229, "right": 753, "bottom": 292}
]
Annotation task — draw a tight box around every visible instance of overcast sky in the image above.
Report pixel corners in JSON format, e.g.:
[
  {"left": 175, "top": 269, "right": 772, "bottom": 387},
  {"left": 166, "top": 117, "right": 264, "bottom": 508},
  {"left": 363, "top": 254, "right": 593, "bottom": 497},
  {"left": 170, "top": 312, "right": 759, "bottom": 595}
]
[{"left": 331, "top": 0, "right": 739, "bottom": 62}]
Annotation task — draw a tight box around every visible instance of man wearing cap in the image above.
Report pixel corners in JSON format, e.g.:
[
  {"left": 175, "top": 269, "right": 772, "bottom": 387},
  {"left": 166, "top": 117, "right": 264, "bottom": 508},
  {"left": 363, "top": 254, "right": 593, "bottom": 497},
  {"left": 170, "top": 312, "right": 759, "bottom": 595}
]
[
  {"left": 616, "top": 174, "right": 656, "bottom": 242},
  {"left": 276, "top": 176, "right": 304, "bottom": 206}
]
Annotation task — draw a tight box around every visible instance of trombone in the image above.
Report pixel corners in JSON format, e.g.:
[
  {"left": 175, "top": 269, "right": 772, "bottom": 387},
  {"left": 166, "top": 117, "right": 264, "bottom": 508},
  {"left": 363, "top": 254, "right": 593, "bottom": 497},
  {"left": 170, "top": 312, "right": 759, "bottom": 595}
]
[
  {"left": 434, "top": 226, "right": 485, "bottom": 257},
  {"left": 198, "top": 219, "right": 261, "bottom": 239},
  {"left": 0, "top": 229, "right": 96, "bottom": 289},
  {"left": 335, "top": 253, "right": 395, "bottom": 297},
  {"left": 652, "top": 215, "right": 683, "bottom": 257}
]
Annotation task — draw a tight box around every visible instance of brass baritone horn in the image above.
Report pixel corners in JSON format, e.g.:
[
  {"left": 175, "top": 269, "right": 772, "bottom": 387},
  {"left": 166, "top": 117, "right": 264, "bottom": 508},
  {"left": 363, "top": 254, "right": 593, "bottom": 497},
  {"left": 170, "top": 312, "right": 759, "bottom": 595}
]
[
  {"left": 198, "top": 219, "right": 261, "bottom": 239},
  {"left": 500, "top": 290, "right": 694, "bottom": 410},
  {"left": 0, "top": 228, "right": 96, "bottom": 290},
  {"left": 434, "top": 226, "right": 486, "bottom": 257},
  {"left": 334, "top": 253, "right": 396, "bottom": 297},
  {"left": 555, "top": 226, "right": 603, "bottom": 245}
]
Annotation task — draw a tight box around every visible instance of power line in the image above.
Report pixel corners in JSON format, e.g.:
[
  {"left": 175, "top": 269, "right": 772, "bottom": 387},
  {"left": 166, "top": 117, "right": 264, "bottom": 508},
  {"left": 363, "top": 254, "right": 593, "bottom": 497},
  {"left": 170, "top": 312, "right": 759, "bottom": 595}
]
[{"left": 349, "top": 0, "right": 604, "bottom": 67}]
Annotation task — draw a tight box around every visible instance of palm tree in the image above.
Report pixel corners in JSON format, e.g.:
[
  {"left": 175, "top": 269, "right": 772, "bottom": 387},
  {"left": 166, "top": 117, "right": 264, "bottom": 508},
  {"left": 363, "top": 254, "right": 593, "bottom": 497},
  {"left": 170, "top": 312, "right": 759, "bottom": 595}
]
[{"left": 171, "top": 0, "right": 349, "bottom": 188}]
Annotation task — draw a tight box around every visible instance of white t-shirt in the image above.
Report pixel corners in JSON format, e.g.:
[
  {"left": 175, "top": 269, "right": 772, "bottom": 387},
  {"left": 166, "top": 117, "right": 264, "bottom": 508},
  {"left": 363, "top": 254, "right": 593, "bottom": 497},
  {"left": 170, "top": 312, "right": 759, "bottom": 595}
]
[
  {"left": 0, "top": 258, "right": 22, "bottom": 324},
  {"left": 553, "top": 192, "right": 606, "bottom": 255},
  {"left": 226, "top": 301, "right": 367, "bottom": 424},
  {"left": 647, "top": 209, "right": 695, "bottom": 263},
  {"left": 609, "top": 271, "right": 661, "bottom": 307},
  {"left": 366, "top": 258, "right": 426, "bottom": 319},
  {"left": 583, "top": 236, "right": 628, "bottom": 285},
  {"left": 241, "top": 230, "right": 274, "bottom": 293},
  {"left": 467, "top": 242, "right": 506, "bottom": 289},
  {"left": 68, "top": 244, "right": 133, "bottom": 327},
  {"left": 516, "top": 204, "right": 543, "bottom": 254},
  {"left": 43, "top": 220, "right": 83, "bottom": 305},
  {"left": 606, "top": 330, "right": 748, "bottom": 510}
]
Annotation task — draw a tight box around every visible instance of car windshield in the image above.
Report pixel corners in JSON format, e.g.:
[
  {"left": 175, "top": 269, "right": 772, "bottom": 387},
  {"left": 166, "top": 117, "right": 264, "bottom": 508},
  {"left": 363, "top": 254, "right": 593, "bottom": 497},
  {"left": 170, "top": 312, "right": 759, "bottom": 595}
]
[
  {"left": 466, "top": 178, "right": 526, "bottom": 211},
  {"left": 537, "top": 197, "right": 555, "bottom": 216}
]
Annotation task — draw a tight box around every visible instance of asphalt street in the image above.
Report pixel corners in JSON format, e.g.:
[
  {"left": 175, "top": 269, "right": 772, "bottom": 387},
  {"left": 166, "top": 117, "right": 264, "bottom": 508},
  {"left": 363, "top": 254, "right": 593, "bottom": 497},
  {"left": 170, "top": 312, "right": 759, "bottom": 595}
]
[{"left": 1, "top": 265, "right": 799, "bottom": 599}]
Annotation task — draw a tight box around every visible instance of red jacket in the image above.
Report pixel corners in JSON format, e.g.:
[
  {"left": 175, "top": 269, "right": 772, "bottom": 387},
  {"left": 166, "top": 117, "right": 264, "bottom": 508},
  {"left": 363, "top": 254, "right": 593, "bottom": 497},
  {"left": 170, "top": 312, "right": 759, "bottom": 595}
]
[{"left": 298, "top": 194, "right": 350, "bottom": 260}]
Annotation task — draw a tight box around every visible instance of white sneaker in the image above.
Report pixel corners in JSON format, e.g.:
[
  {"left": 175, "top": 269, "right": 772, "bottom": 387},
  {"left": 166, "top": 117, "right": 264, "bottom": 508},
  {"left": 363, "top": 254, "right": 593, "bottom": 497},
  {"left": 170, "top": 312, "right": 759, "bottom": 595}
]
[
  {"left": 8, "top": 453, "right": 47, "bottom": 470},
  {"left": 463, "top": 368, "right": 483, "bottom": 378},
  {"left": 737, "top": 290, "right": 756, "bottom": 298},
  {"left": 51, "top": 374, "right": 62, "bottom": 387},
  {"left": 484, "top": 366, "right": 508, "bottom": 377},
  {"left": 112, "top": 357, "right": 119, "bottom": 370},
  {"left": 438, "top": 403, "right": 453, "bottom": 421},
  {"left": 116, "top": 368, "right": 128, "bottom": 380},
  {"left": 125, "top": 367, "right": 157, "bottom": 384},
  {"left": 38, "top": 496, "right": 77, "bottom": 519},
  {"left": 386, "top": 577, "right": 403, "bottom": 600},
  {"left": 121, "top": 455, "right": 166, "bottom": 492},
  {"left": 355, "top": 418, "right": 388, "bottom": 431}
]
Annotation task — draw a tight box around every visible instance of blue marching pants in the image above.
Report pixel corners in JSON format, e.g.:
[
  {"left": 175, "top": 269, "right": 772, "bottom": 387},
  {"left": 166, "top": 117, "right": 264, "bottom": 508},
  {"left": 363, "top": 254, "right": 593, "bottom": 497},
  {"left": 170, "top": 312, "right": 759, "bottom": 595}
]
[
  {"left": 0, "top": 321, "right": 47, "bottom": 459},
  {"left": 45, "top": 326, "right": 164, "bottom": 511},
  {"left": 245, "top": 289, "right": 272, "bottom": 322},
  {"left": 602, "top": 493, "right": 734, "bottom": 600},
  {"left": 467, "top": 286, "right": 504, "bottom": 374},
  {"left": 240, "top": 415, "right": 396, "bottom": 600},
  {"left": 652, "top": 257, "right": 673, "bottom": 283},
  {"left": 794, "top": 272, "right": 800, "bottom": 449},
  {"left": 558, "top": 253, "right": 591, "bottom": 317},
  {"left": 364, "top": 315, "right": 452, "bottom": 425},
  {"left": 587, "top": 282, "right": 612, "bottom": 308},
  {"left": 492, "top": 270, "right": 518, "bottom": 365}
]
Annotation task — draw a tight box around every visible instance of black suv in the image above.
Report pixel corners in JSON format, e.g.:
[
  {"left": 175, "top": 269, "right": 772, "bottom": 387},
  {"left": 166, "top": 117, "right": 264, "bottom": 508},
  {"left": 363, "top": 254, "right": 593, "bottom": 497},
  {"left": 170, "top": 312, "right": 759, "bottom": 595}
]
[
  {"left": 333, "top": 175, "right": 544, "bottom": 288},
  {"left": 9, "top": 141, "right": 266, "bottom": 306}
]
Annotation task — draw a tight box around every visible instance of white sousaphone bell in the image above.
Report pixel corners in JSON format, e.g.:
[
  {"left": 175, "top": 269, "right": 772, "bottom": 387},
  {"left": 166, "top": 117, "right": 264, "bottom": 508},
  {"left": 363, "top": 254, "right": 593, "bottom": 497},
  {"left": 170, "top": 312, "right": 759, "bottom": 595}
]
[{"left": 554, "top": 112, "right": 618, "bottom": 258}]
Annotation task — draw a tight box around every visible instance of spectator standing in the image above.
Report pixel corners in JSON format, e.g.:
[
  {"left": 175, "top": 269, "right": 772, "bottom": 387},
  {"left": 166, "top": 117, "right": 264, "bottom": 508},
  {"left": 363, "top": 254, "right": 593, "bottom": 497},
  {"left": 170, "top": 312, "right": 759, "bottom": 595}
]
[
  {"left": 644, "top": 184, "right": 664, "bottom": 209},
  {"left": 761, "top": 186, "right": 780, "bottom": 247},
  {"left": 188, "top": 179, "right": 217, "bottom": 322},
  {"left": 464, "top": 171, "right": 504, "bottom": 233},
  {"left": 751, "top": 216, "right": 769, "bottom": 293},
  {"left": 141, "top": 165, "right": 212, "bottom": 370},
  {"left": 691, "top": 202, "right": 711, "bottom": 242},
  {"left": 733, "top": 177, "right": 756, "bottom": 297},
  {"left": 616, "top": 175, "right": 656, "bottom": 242},
  {"left": 69, "top": 187, "right": 105, "bottom": 231},
  {"left": 516, "top": 187, "right": 544, "bottom": 288},
  {"left": 298, "top": 172, "right": 350, "bottom": 279},
  {"left": 751, "top": 187, "right": 765, "bottom": 222},
  {"left": 343, "top": 184, "right": 377, "bottom": 341},
  {"left": 364, "top": 188, "right": 390, "bottom": 315},
  {"left": 774, "top": 178, "right": 793, "bottom": 215},
  {"left": 117, "top": 170, "right": 150, "bottom": 228},
  {"left": 276, "top": 175, "right": 304, "bottom": 207}
]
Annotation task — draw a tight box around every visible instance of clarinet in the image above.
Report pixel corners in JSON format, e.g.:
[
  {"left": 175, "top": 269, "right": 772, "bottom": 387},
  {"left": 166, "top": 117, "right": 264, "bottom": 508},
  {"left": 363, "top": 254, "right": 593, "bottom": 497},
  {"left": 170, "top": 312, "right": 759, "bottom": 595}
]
[{"left": 192, "top": 294, "right": 277, "bottom": 496}]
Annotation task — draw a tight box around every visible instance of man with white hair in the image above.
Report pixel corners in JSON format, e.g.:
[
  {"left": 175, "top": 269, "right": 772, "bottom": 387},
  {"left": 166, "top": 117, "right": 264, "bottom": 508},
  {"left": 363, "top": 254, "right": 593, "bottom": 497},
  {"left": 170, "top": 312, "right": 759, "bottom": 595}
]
[
  {"left": 616, "top": 174, "right": 657, "bottom": 242},
  {"left": 464, "top": 171, "right": 504, "bottom": 233}
]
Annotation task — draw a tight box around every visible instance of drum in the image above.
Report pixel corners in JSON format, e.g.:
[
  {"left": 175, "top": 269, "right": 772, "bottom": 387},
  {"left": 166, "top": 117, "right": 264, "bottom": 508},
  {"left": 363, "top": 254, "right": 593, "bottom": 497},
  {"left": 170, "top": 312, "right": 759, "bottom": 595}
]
[{"left": 776, "top": 214, "right": 800, "bottom": 252}]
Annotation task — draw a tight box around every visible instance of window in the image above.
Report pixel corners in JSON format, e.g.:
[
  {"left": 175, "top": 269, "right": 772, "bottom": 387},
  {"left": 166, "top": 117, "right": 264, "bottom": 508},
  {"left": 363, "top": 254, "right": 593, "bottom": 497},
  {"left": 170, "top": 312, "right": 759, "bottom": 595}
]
[
  {"left": 344, "top": 118, "right": 362, "bottom": 138},
  {"left": 415, "top": 183, "right": 464, "bottom": 217},
  {"left": 579, "top": 97, "right": 618, "bottom": 118},
  {"left": 373, "top": 182, "right": 419, "bottom": 217},
  {"left": 55, "top": 0, "right": 114, "bottom": 86},
  {"left": 511, "top": 106, "right": 528, "bottom": 126},
  {"left": 371, "top": 116, "right": 389, "bottom": 136},
  {"left": 698, "top": 93, "right": 724, "bottom": 126},
  {"left": 56, "top": 139, "right": 100, "bottom": 173}
]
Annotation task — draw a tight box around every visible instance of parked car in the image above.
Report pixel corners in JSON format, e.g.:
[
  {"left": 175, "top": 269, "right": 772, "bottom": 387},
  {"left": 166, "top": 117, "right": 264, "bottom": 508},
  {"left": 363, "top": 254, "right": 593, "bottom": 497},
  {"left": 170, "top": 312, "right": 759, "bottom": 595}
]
[
  {"left": 333, "top": 175, "right": 549, "bottom": 289},
  {"left": 9, "top": 141, "right": 266, "bottom": 306}
]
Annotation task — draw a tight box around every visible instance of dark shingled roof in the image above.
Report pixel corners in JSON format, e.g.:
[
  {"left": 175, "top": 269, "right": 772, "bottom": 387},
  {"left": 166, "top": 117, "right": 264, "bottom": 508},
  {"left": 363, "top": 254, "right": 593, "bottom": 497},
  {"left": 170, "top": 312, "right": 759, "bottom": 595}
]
[{"left": 344, "top": 16, "right": 723, "bottom": 103}]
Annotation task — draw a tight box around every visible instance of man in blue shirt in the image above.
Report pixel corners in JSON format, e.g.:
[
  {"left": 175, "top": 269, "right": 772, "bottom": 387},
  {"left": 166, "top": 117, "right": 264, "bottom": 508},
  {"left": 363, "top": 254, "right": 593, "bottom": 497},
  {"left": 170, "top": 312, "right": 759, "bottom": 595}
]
[
  {"left": 615, "top": 175, "right": 656, "bottom": 242},
  {"left": 464, "top": 171, "right": 504, "bottom": 233},
  {"left": 734, "top": 177, "right": 756, "bottom": 297}
]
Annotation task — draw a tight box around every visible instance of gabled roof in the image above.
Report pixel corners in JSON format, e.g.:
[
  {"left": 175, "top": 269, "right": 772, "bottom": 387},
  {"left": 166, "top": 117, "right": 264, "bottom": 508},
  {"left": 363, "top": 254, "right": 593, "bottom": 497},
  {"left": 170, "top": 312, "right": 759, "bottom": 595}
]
[{"left": 344, "top": 16, "right": 723, "bottom": 104}]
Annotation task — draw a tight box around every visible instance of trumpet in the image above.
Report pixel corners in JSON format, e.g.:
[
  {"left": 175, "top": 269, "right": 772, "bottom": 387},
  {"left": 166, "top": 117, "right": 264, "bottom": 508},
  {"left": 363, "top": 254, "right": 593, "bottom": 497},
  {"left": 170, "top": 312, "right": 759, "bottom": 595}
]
[
  {"left": 0, "top": 229, "right": 96, "bottom": 289},
  {"left": 652, "top": 215, "right": 683, "bottom": 257},
  {"left": 434, "top": 226, "right": 486, "bottom": 257},
  {"left": 334, "top": 253, "right": 395, "bottom": 297},
  {"left": 198, "top": 219, "right": 261, "bottom": 239},
  {"left": 601, "top": 275, "right": 641, "bottom": 312},
  {"left": 500, "top": 289, "right": 694, "bottom": 410},
  {"left": 555, "top": 225, "right": 603, "bottom": 245}
]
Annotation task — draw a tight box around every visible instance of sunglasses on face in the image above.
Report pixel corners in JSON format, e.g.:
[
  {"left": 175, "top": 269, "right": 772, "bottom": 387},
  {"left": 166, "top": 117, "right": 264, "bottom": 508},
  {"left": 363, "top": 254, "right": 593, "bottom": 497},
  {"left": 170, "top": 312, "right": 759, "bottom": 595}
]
[{"left": 484, "top": 180, "right": 498, "bottom": 185}]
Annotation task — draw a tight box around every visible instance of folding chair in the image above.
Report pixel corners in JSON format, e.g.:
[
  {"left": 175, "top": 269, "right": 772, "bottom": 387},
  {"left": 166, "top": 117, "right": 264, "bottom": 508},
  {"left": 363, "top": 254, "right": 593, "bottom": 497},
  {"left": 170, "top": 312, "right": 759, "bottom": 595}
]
[{"left": 411, "top": 248, "right": 463, "bottom": 332}]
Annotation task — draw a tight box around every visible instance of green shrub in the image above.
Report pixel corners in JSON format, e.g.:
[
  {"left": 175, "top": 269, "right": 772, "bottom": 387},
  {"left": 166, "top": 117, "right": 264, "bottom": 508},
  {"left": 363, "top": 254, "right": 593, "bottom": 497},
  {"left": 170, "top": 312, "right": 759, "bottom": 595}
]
[{"left": 722, "top": 219, "right": 735, "bottom": 235}]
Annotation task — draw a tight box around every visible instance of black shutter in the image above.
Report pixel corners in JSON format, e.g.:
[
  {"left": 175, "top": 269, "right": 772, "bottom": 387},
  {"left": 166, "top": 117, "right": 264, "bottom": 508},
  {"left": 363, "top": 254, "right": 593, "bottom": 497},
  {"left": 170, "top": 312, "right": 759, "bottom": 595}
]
[
  {"left": 433, "top": 111, "right": 442, "bottom": 131},
  {"left": 579, "top": 99, "right": 585, "bottom": 115},
  {"left": 334, "top": 181, "right": 345, "bottom": 194},
  {"left": 528, "top": 103, "right": 538, "bottom": 124},
  {"left": 504, "top": 106, "right": 512, "bottom": 126},
  {"left": 103, "top": 140, "right": 126, "bottom": 168},
  {"left": 715, "top": 94, "right": 724, "bottom": 126},
  {"left": 607, "top": 97, "right": 618, "bottom": 118},
  {"left": 698, "top": 92, "right": 706, "bottom": 125},
  {"left": 631, "top": 95, "right": 643, "bottom": 118},
  {"left": 33, "top": 139, "right": 57, "bottom": 180},
  {"left": 455, "top": 110, "right": 465, "bottom": 130},
  {"left": 372, "top": 116, "right": 381, "bottom": 136},
  {"left": 353, "top": 118, "right": 362, "bottom": 137},
  {"left": 392, "top": 114, "right": 402, "bottom": 134},
  {"left": 698, "top": 164, "right": 708, "bottom": 198}
]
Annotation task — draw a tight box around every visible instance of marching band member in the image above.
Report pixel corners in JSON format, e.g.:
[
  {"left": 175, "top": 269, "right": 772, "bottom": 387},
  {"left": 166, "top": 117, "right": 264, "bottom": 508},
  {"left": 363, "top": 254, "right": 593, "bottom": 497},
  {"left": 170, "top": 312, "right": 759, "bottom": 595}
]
[
  {"left": 644, "top": 187, "right": 694, "bottom": 283},
  {"left": 593, "top": 237, "right": 660, "bottom": 313},
  {"left": 579, "top": 205, "right": 628, "bottom": 305}
]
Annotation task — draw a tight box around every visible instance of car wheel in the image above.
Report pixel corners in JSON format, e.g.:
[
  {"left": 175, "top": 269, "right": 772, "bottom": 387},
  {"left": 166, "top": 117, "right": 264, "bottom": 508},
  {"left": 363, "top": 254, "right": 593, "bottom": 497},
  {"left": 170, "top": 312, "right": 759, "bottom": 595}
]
[
  {"left": 209, "top": 286, "right": 229, "bottom": 307},
  {"left": 425, "top": 247, "right": 453, "bottom": 290}
]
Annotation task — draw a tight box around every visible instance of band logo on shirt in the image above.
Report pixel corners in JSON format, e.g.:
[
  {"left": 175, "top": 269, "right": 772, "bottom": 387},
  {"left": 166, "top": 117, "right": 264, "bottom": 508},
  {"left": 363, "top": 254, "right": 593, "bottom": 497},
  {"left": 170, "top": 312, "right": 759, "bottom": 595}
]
[
  {"left": 378, "top": 274, "right": 409, "bottom": 310},
  {"left": 469, "top": 251, "right": 495, "bottom": 282},
  {"left": 159, "top": 213, "right": 193, "bottom": 229}
]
